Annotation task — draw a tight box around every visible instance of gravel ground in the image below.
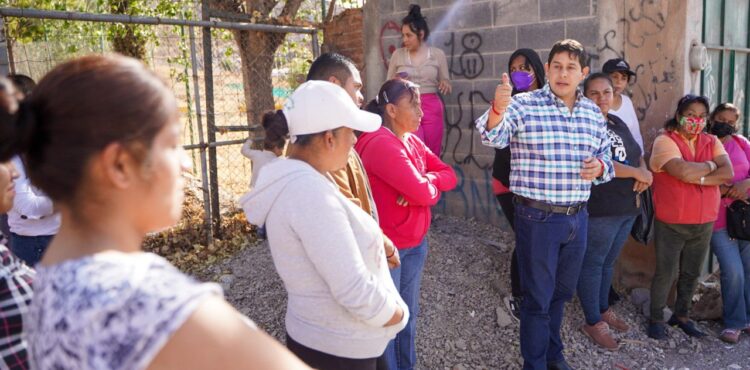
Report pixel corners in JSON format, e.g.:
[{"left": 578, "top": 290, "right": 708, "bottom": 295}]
[{"left": 202, "top": 214, "right": 750, "bottom": 370}]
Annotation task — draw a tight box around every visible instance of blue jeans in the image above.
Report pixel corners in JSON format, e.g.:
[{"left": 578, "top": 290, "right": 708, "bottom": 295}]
[
  {"left": 514, "top": 203, "right": 587, "bottom": 370},
  {"left": 10, "top": 233, "right": 53, "bottom": 266},
  {"left": 710, "top": 229, "right": 750, "bottom": 329},
  {"left": 577, "top": 215, "right": 636, "bottom": 325},
  {"left": 385, "top": 238, "right": 428, "bottom": 370}
]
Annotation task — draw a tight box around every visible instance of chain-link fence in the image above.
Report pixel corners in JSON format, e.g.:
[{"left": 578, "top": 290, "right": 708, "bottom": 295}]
[{"left": 0, "top": 5, "right": 319, "bottom": 245}]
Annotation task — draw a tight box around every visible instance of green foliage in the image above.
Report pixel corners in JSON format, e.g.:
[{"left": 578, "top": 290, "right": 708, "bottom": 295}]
[{"left": 1, "top": 0, "right": 194, "bottom": 56}]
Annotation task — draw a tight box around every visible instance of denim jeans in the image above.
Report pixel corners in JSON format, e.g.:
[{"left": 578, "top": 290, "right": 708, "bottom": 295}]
[
  {"left": 577, "top": 215, "right": 636, "bottom": 325},
  {"left": 385, "top": 238, "right": 428, "bottom": 370},
  {"left": 10, "top": 233, "right": 53, "bottom": 266},
  {"left": 514, "top": 202, "right": 587, "bottom": 370},
  {"left": 710, "top": 229, "right": 750, "bottom": 329}
]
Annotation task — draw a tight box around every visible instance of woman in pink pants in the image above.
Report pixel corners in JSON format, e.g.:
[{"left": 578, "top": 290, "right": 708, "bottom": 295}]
[{"left": 386, "top": 4, "right": 451, "bottom": 156}]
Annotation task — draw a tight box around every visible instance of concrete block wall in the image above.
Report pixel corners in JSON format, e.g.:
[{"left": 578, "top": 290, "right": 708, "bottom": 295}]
[{"left": 366, "top": 0, "right": 598, "bottom": 225}]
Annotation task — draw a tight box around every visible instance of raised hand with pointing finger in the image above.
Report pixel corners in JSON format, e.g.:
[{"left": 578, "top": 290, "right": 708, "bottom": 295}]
[{"left": 488, "top": 73, "right": 513, "bottom": 130}]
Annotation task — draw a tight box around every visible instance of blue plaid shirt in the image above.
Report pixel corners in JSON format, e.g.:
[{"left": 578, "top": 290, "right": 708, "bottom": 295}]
[{"left": 475, "top": 84, "right": 614, "bottom": 205}]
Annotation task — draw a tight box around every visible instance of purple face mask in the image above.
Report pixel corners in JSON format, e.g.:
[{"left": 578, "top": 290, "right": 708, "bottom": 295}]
[{"left": 510, "top": 71, "right": 535, "bottom": 92}]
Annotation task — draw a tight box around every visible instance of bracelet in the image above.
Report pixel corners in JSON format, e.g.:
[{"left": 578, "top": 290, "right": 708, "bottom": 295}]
[
  {"left": 596, "top": 158, "right": 605, "bottom": 178},
  {"left": 490, "top": 100, "right": 502, "bottom": 115},
  {"left": 386, "top": 248, "right": 396, "bottom": 258}
]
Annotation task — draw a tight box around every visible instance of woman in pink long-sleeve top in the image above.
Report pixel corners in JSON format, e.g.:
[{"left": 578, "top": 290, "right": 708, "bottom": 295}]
[{"left": 356, "top": 78, "right": 456, "bottom": 370}]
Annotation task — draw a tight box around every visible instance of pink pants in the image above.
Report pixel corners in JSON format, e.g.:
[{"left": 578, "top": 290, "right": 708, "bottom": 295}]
[{"left": 415, "top": 93, "right": 444, "bottom": 156}]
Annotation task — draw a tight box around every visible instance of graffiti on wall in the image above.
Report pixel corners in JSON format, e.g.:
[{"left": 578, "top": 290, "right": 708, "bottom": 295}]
[
  {"left": 446, "top": 32, "right": 485, "bottom": 80},
  {"left": 596, "top": 0, "right": 675, "bottom": 142},
  {"left": 436, "top": 165, "right": 505, "bottom": 223}
]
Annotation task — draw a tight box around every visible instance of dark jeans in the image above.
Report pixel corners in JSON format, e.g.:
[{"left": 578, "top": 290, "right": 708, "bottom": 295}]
[
  {"left": 577, "top": 215, "right": 636, "bottom": 325},
  {"left": 514, "top": 202, "right": 587, "bottom": 370},
  {"left": 710, "top": 229, "right": 750, "bottom": 329},
  {"left": 286, "top": 333, "right": 386, "bottom": 370},
  {"left": 10, "top": 233, "right": 53, "bottom": 266},
  {"left": 385, "top": 238, "right": 428, "bottom": 370},
  {"left": 650, "top": 220, "right": 713, "bottom": 321},
  {"left": 497, "top": 192, "right": 521, "bottom": 297}
]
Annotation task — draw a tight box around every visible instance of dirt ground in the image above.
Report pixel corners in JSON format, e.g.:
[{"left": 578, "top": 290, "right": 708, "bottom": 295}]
[{"left": 201, "top": 214, "right": 750, "bottom": 370}]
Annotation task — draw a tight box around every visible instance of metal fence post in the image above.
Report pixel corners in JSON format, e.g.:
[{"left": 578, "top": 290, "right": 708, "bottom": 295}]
[
  {"left": 0, "top": 17, "right": 11, "bottom": 75},
  {"left": 201, "top": 0, "right": 222, "bottom": 237},
  {"left": 189, "top": 24, "right": 213, "bottom": 246},
  {"left": 312, "top": 31, "right": 320, "bottom": 58}
]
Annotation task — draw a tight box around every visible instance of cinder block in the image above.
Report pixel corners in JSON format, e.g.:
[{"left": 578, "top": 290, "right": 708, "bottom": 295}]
[
  {"left": 481, "top": 26, "right": 518, "bottom": 54},
  {"left": 517, "top": 21, "right": 565, "bottom": 50},
  {"left": 565, "top": 17, "right": 598, "bottom": 48},
  {"left": 493, "top": 52, "right": 513, "bottom": 76},
  {"left": 377, "top": 0, "right": 394, "bottom": 14},
  {"left": 394, "top": 0, "right": 430, "bottom": 13},
  {"left": 494, "top": 0, "right": 540, "bottom": 27},
  {"left": 451, "top": 2, "right": 493, "bottom": 30},
  {"left": 539, "top": 0, "right": 591, "bottom": 21}
]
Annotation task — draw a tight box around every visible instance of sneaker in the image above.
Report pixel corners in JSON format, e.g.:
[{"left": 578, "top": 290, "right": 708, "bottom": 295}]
[
  {"left": 647, "top": 321, "right": 667, "bottom": 340},
  {"left": 601, "top": 309, "right": 630, "bottom": 332},
  {"left": 581, "top": 321, "right": 619, "bottom": 350},
  {"left": 719, "top": 329, "right": 741, "bottom": 344},
  {"left": 504, "top": 296, "right": 522, "bottom": 322},
  {"left": 667, "top": 315, "right": 706, "bottom": 338},
  {"left": 743, "top": 323, "right": 750, "bottom": 335}
]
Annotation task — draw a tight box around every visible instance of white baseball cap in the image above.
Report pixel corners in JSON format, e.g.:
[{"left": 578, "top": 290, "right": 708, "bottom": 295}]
[{"left": 282, "top": 80, "right": 381, "bottom": 143}]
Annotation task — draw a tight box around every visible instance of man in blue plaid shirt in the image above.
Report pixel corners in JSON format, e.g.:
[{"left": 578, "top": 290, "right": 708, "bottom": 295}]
[{"left": 476, "top": 39, "right": 614, "bottom": 370}]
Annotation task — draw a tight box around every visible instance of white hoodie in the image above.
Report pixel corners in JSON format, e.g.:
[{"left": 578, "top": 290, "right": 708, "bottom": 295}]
[{"left": 240, "top": 158, "right": 408, "bottom": 359}]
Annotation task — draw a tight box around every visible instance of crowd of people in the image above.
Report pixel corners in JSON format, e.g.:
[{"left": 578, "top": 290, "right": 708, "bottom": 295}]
[{"left": 0, "top": 3, "right": 747, "bottom": 370}]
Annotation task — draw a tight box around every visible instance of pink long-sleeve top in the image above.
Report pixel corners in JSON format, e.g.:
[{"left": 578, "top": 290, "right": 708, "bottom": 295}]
[
  {"left": 355, "top": 127, "right": 457, "bottom": 249},
  {"left": 715, "top": 135, "right": 750, "bottom": 230}
]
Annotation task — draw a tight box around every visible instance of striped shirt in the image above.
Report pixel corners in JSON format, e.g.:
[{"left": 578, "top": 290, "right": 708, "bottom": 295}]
[{"left": 475, "top": 84, "right": 614, "bottom": 205}]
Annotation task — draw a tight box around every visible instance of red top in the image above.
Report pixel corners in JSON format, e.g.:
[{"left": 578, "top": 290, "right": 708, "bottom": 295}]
[
  {"left": 355, "top": 127, "right": 457, "bottom": 249},
  {"left": 652, "top": 131, "right": 721, "bottom": 224}
]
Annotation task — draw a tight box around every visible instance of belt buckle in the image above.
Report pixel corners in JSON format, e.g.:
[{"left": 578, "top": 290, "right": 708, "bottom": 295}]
[{"left": 565, "top": 206, "right": 576, "bottom": 215}]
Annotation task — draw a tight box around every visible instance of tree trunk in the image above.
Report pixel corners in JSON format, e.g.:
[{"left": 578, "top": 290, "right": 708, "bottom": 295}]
[
  {"left": 109, "top": 0, "right": 147, "bottom": 60},
  {"left": 210, "top": 0, "right": 304, "bottom": 128},
  {"left": 233, "top": 29, "right": 284, "bottom": 127}
]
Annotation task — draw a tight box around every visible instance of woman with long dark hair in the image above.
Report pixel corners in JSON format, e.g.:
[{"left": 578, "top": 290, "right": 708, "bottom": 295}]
[{"left": 386, "top": 4, "right": 451, "bottom": 156}]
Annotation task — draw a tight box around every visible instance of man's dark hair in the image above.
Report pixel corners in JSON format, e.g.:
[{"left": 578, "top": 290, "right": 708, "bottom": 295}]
[
  {"left": 8, "top": 74, "right": 36, "bottom": 98},
  {"left": 547, "top": 39, "right": 588, "bottom": 69},
  {"left": 306, "top": 53, "right": 355, "bottom": 83}
]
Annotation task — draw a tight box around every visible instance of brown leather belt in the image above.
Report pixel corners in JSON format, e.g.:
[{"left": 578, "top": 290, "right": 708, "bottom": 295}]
[{"left": 514, "top": 195, "right": 586, "bottom": 216}]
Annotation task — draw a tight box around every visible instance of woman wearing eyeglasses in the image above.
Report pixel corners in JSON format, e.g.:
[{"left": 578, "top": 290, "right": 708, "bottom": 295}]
[{"left": 646, "top": 95, "right": 733, "bottom": 340}]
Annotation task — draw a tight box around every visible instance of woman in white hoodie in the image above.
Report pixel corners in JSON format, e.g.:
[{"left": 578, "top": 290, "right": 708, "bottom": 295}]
[{"left": 242, "top": 80, "right": 409, "bottom": 370}]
